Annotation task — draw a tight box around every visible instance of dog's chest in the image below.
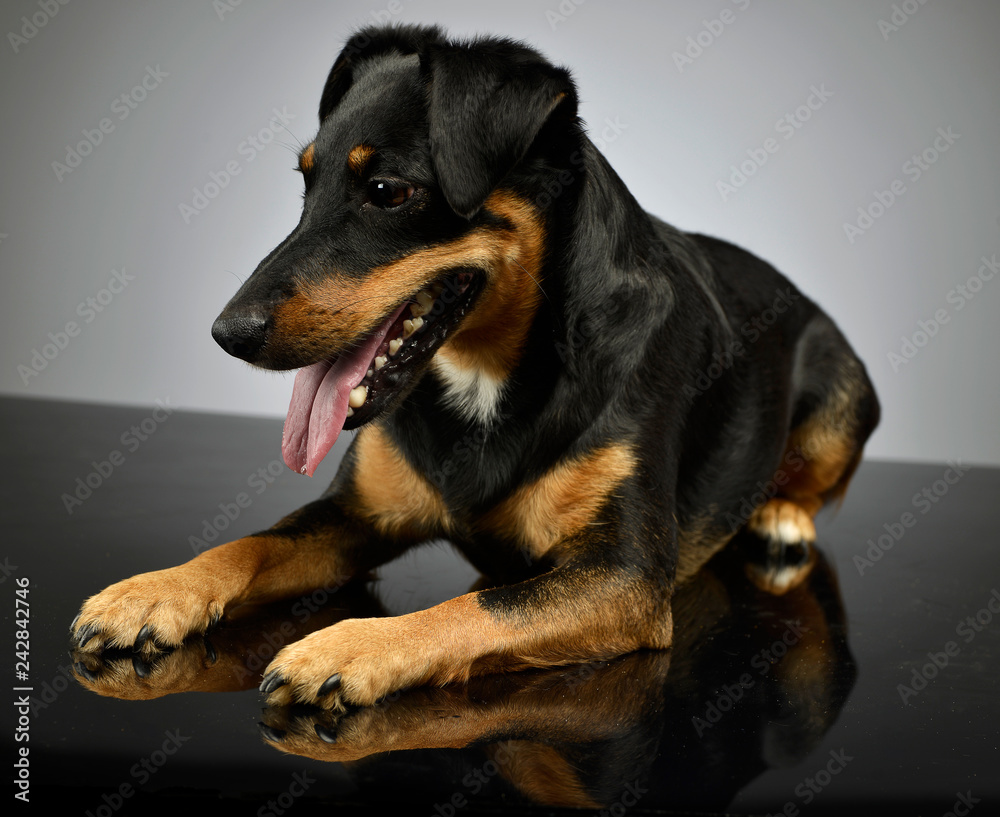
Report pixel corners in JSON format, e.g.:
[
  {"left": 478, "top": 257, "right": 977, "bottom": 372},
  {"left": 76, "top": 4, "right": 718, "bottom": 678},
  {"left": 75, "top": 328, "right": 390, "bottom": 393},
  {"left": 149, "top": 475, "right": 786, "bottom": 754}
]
[
  {"left": 351, "top": 427, "right": 636, "bottom": 568},
  {"left": 429, "top": 354, "right": 506, "bottom": 426}
]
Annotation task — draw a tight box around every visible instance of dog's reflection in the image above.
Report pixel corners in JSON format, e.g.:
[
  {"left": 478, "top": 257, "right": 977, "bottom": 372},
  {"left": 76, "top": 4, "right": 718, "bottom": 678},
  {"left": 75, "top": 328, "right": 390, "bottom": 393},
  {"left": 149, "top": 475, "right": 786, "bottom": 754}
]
[{"left": 72, "top": 539, "right": 854, "bottom": 811}]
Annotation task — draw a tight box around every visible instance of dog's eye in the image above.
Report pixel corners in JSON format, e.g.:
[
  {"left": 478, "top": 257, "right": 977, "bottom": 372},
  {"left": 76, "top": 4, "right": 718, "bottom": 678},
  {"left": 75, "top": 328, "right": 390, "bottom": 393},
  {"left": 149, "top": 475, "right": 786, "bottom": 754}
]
[{"left": 367, "top": 180, "right": 415, "bottom": 209}]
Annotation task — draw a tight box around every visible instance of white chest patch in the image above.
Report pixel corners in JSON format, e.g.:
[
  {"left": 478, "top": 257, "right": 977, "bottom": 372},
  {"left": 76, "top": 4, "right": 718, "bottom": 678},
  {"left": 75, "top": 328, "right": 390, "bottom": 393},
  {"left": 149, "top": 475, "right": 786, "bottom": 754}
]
[{"left": 431, "top": 354, "right": 506, "bottom": 426}]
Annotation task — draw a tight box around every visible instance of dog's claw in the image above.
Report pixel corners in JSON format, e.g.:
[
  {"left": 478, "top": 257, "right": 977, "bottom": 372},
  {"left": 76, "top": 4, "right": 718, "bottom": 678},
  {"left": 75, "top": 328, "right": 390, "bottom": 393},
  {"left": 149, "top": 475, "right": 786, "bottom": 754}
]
[
  {"left": 134, "top": 624, "right": 154, "bottom": 651},
  {"left": 74, "top": 624, "right": 99, "bottom": 649},
  {"left": 258, "top": 723, "right": 286, "bottom": 743},
  {"left": 318, "top": 673, "right": 342, "bottom": 696},
  {"left": 132, "top": 654, "right": 153, "bottom": 678},
  {"left": 315, "top": 723, "right": 338, "bottom": 744},
  {"left": 260, "top": 671, "right": 288, "bottom": 695},
  {"left": 204, "top": 637, "right": 218, "bottom": 665},
  {"left": 74, "top": 661, "right": 98, "bottom": 683}
]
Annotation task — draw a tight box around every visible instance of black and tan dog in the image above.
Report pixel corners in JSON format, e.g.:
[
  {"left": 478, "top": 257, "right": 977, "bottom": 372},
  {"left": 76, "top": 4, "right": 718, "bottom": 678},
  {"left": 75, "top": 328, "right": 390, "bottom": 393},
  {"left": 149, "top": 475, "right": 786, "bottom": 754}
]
[{"left": 72, "top": 24, "right": 878, "bottom": 709}]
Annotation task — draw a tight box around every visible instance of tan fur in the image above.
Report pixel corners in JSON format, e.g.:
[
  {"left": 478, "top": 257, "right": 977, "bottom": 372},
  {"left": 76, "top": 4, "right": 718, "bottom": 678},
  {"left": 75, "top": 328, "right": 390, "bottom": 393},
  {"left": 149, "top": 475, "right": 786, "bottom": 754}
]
[
  {"left": 263, "top": 593, "right": 516, "bottom": 709},
  {"left": 73, "top": 527, "right": 355, "bottom": 653},
  {"left": 346, "top": 143, "right": 375, "bottom": 175},
  {"left": 352, "top": 425, "right": 453, "bottom": 538},
  {"left": 435, "top": 191, "right": 547, "bottom": 383},
  {"left": 271, "top": 192, "right": 546, "bottom": 377},
  {"left": 481, "top": 443, "right": 636, "bottom": 560},
  {"left": 748, "top": 497, "right": 817, "bottom": 545},
  {"left": 299, "top": 142, "right": 315, "bottom": 173},
  {"left": 494, "top": 742, "right": 600, "bottom": 808}
]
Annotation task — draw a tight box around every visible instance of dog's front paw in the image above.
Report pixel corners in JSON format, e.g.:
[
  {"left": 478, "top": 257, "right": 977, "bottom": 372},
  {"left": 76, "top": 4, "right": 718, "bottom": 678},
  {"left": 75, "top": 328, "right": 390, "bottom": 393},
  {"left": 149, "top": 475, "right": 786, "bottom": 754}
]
[
  {"left": 260, "top": 617, "right": 440, "bottom": 710},
  {"left": 72, "top": 567, "right": 225, "bottom": 654}
]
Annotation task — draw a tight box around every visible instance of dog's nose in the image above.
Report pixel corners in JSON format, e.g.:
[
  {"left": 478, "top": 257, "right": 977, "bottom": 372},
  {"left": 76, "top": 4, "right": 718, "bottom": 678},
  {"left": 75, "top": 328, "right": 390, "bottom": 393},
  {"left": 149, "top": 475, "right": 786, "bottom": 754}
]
[{"left": 212, "top": 314, "right": 268, "bottom": 361}]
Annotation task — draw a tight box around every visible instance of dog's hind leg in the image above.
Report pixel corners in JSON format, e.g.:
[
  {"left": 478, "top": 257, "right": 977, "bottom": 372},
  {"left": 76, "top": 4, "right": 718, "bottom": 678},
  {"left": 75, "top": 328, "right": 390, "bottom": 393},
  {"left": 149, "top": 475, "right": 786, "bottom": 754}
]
[{"left": 745, "top": 314, "right": 880, "bottom": 593}]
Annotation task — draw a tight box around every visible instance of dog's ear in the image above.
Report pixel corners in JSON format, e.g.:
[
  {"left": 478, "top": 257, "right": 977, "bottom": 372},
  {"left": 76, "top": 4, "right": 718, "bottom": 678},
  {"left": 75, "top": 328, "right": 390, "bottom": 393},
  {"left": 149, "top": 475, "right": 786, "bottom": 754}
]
[
  {"left": 423, "top": 41, "right": 577, "bottom": 219},
  {"left": 319, "top": 24, "right": 445, "bottom": 121}
]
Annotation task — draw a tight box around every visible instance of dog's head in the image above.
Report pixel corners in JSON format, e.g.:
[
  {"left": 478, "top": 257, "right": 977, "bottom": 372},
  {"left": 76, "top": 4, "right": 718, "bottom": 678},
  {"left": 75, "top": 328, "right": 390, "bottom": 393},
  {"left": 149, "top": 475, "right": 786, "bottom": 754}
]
[{"left": 212, "top": 25, "right": 577, "bottom": 476}]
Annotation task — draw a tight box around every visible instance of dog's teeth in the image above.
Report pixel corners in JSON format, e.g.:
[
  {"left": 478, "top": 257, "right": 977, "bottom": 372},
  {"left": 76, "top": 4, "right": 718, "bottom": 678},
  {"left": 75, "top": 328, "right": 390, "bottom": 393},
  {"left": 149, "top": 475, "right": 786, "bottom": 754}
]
[
  {"left": 402, "top": 316, "right": 425, "bottom": 337},
  {"left": 346, "top": 407, "right": 354, "bottom": 417},
  {"left": 374, "top": 355, "right": 387, "bottom": 370},
  {"left": 367, "top": 368, "right": 374, "bottom": 379},
  {"left": 411, "top": 290, "right": 435, "bottom": 317},
  {"left": 348, "top": 385, "right": 368, "bottom": 408},
  {"left": 389, "top": 338, "right": 403, "bottom": 356}
]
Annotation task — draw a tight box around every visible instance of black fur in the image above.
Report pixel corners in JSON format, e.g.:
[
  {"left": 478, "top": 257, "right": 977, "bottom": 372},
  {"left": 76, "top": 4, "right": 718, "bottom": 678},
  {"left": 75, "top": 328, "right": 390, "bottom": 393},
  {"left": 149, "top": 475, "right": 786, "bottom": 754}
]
[{"left": 214, "top": 24, "right": 878, "bottom": 635}]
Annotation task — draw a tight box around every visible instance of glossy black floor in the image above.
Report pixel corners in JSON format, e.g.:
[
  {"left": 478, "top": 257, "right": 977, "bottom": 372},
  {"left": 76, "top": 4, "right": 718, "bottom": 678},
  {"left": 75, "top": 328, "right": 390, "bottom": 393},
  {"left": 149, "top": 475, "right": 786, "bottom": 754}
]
[{"left": 3, "top": 396, "right": 998, "bottom": 814}]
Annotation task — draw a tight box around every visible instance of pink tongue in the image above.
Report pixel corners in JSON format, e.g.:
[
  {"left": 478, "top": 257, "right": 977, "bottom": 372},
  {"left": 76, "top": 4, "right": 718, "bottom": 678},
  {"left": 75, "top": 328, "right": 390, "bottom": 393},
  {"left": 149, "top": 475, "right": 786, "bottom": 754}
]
[{"left": 281, "top": 304, "right": 408, "bottom": 476}]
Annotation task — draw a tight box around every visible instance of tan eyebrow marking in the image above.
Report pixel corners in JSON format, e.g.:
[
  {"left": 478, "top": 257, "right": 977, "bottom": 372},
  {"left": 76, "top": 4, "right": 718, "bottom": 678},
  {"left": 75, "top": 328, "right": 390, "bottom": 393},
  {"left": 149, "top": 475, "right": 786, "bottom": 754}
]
[
  {"left": 347, "top": 143, "right": 376, "bottom": 176},
  {"left": 299, "top": 143, "right": 315, "bottom": 173}
]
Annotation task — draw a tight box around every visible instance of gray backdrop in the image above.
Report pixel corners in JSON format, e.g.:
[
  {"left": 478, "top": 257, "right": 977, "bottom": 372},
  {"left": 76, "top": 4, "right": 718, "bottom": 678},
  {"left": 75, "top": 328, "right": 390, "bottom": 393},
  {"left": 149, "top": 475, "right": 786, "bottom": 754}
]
[{"left": 1, "top": 0, "right": 997, "bottom": 465}]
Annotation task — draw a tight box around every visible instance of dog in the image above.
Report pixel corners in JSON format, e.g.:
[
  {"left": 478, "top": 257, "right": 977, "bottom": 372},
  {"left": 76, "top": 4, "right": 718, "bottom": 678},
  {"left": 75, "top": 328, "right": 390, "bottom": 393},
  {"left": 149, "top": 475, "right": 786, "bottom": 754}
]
[{"left": 72, "top": 24, "right": 879, "bottom": 710}]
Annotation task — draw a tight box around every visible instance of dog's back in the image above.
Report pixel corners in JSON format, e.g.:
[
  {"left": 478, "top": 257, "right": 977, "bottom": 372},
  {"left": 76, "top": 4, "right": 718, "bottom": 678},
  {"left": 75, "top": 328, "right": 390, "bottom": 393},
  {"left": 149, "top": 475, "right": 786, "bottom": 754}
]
[{"left": 73, "top": 24, "right": 878, "bottom": 713}]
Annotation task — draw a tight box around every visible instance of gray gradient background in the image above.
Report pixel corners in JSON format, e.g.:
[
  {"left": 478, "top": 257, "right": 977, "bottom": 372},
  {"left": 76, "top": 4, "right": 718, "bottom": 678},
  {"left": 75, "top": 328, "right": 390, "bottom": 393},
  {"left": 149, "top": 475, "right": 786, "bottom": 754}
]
[{"left": 1, "top": 0, "right": 997, "bottom": 465}]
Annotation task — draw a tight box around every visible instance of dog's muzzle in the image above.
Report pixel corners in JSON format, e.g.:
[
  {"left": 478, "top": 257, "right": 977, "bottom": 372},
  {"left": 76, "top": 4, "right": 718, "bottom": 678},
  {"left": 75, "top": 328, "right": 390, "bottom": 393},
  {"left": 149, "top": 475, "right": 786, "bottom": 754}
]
[{"left": 211, "top": 314, "right": 268, "bottom": 362}]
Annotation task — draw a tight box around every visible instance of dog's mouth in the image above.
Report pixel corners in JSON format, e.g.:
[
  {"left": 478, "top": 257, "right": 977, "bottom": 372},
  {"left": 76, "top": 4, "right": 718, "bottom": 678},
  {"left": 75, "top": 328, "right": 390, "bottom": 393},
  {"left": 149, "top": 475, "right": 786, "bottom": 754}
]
[{"left": 282, "top": 270, "right": 483, "bottom": 476}]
